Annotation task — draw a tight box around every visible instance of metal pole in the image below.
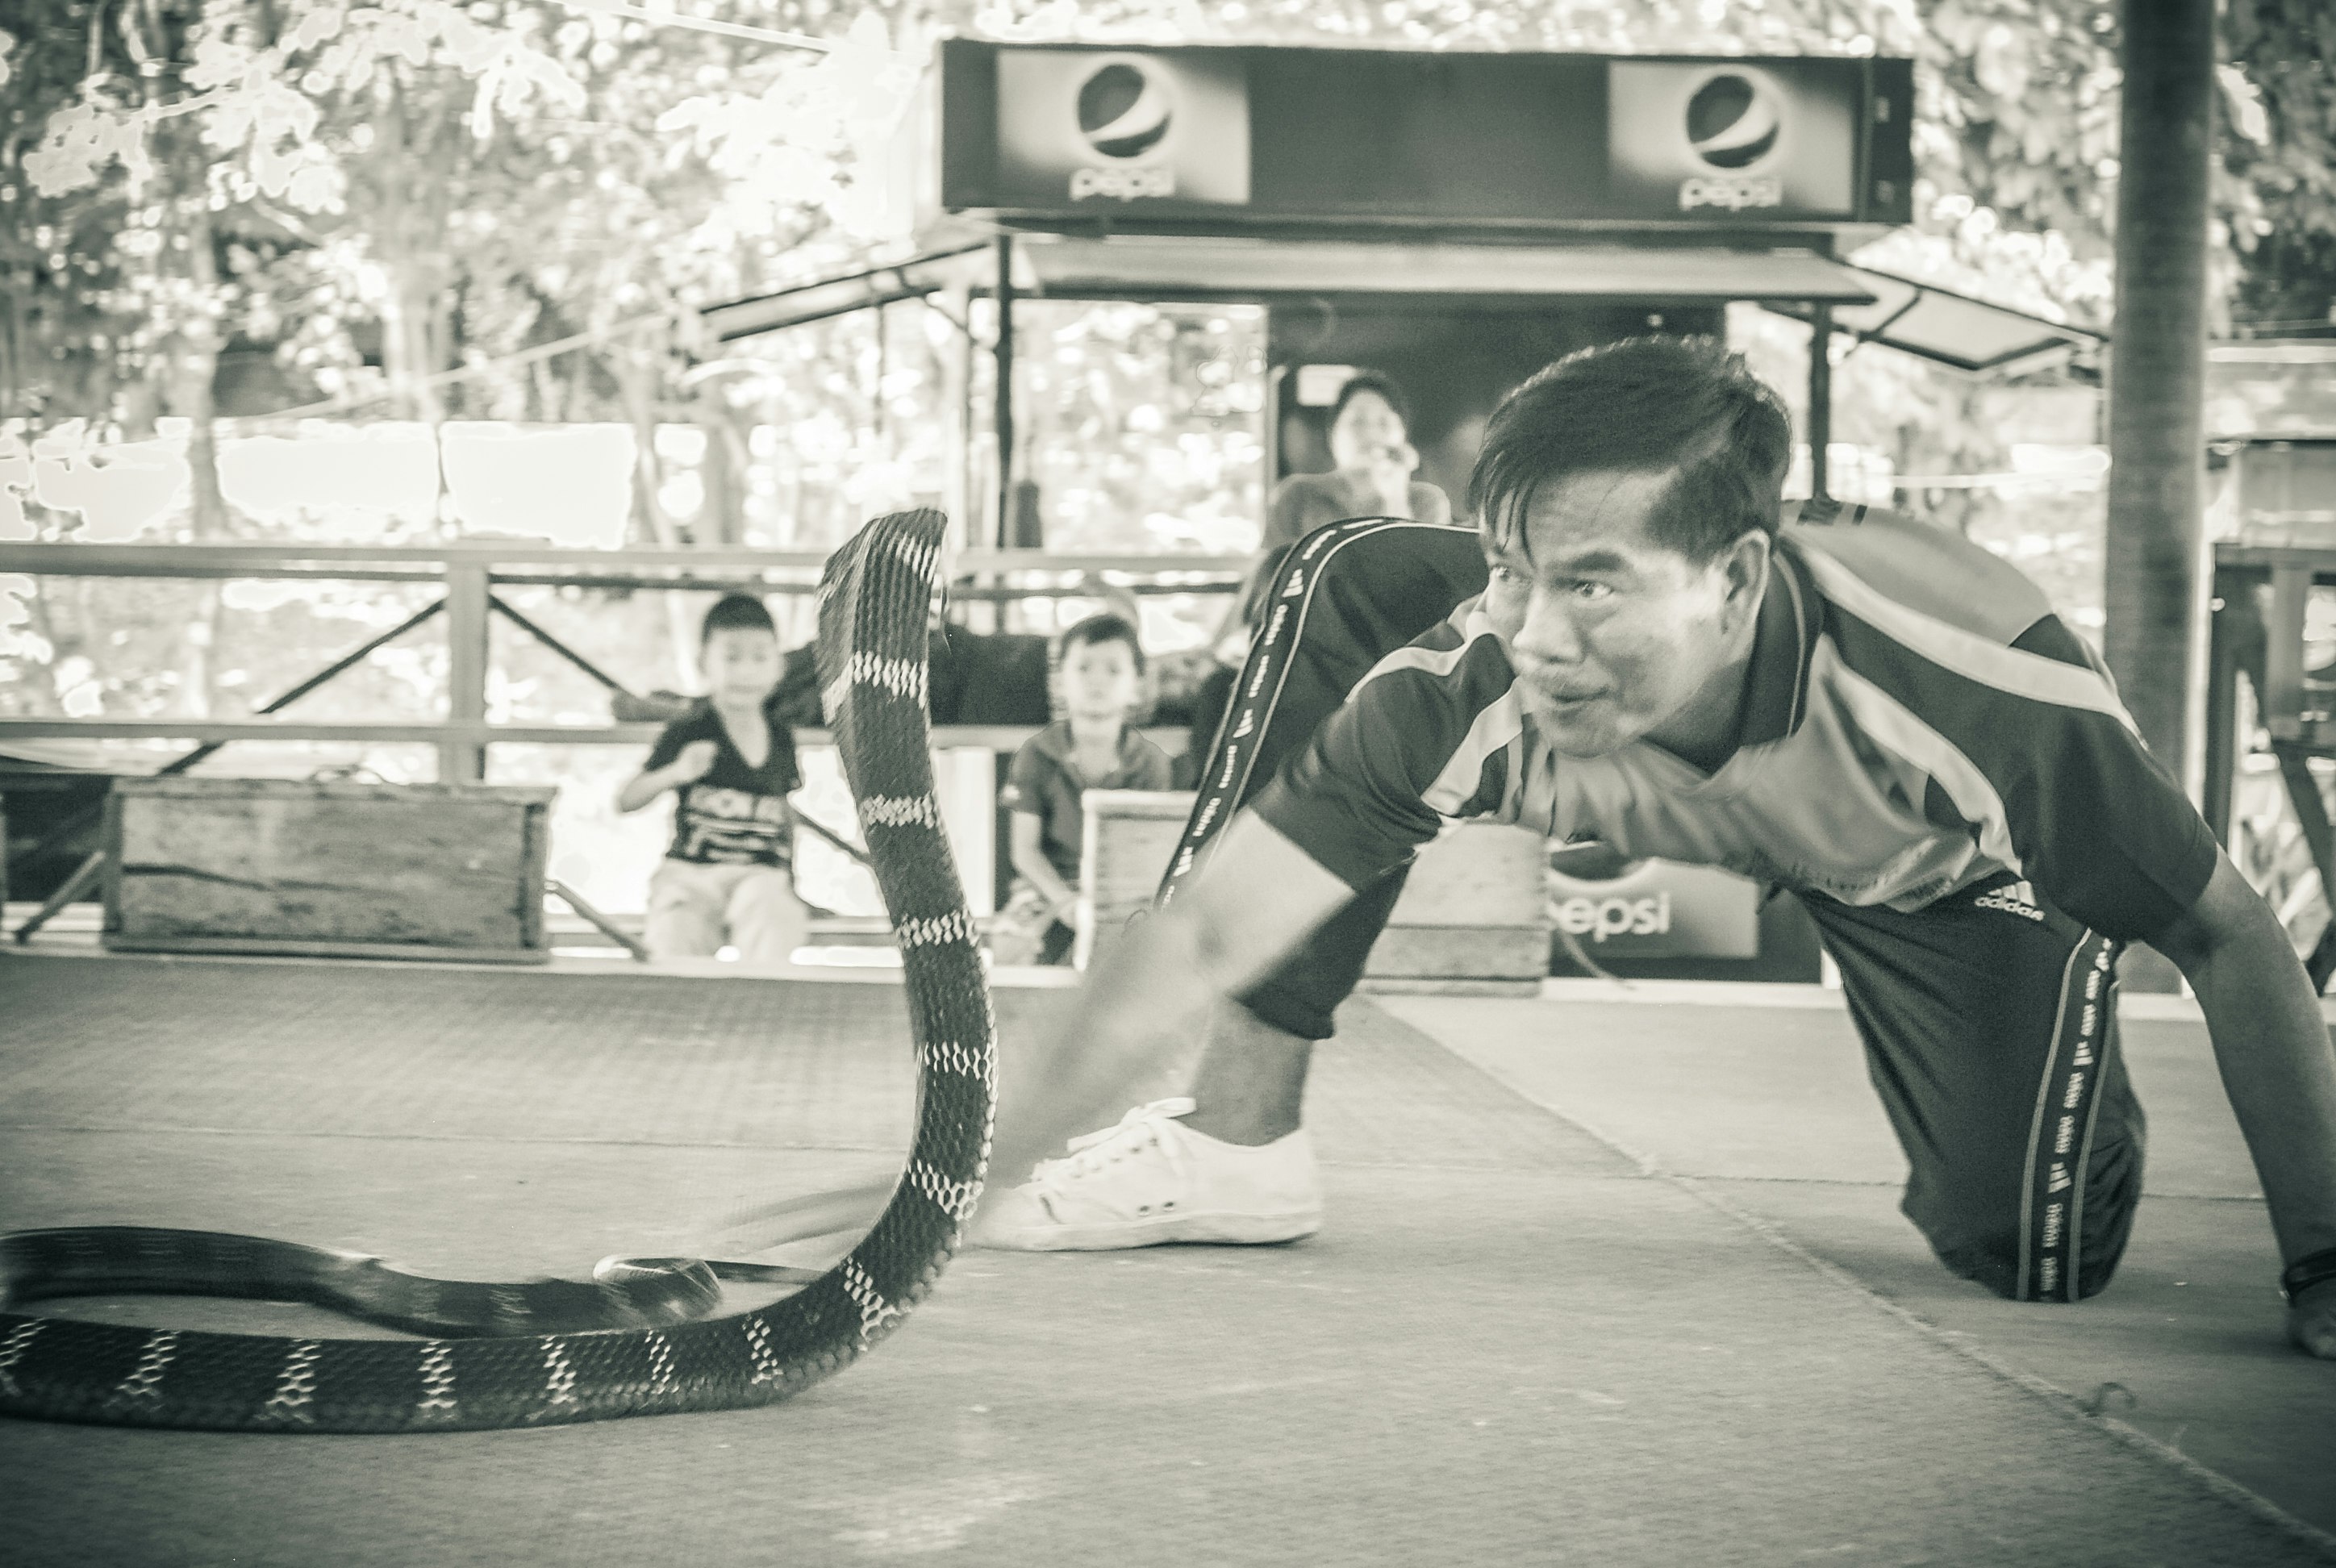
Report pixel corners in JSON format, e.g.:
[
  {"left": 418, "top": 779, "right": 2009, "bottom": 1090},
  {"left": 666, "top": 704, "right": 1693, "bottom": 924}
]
[
  {"left": 443, "top": 561, "right": 491, "bottom": 782},
  {"left": 1808, "top": 303, "right": 1833, "bottom": 503},
  {"left": 993, "top": 232, "right": 1016, "bottom": 551},
  {"left": 2103, "top": 0, "right": 2214, "bottom": 780},
  {"left": 488, "top": 595, "right": 632, "bottom": 695},
  {"left": 546, "top": 877, "right": 649, "bottom": 961}
]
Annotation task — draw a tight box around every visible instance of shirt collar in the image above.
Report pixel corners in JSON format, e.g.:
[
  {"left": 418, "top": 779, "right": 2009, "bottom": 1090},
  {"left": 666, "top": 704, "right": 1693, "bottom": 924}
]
[
  {"left": 1031, "top": 719, "right": 1141, "bottom": 774},
  {"left": 1736, "top": 543, "right": 1821, "bottom": 751}
]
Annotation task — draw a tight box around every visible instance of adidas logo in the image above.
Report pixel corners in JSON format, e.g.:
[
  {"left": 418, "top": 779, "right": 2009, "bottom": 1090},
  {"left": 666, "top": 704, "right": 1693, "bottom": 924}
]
[{"left": 1972, "top": 880, "right": 2046, "bottom": 922}]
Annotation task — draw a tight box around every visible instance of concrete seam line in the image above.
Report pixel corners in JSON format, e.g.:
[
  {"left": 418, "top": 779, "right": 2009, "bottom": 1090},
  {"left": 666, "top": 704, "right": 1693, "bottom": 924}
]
[{"left": 1669, "top": 1172, "right": 2336, "bottom": 1562}]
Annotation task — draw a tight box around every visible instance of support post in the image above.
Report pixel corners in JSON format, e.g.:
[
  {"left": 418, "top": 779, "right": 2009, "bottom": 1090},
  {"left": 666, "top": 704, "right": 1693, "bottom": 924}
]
[
  {"left": 993, "top": 232, "right": 1016, "bottom": 551},
  {"left": 1807, "top": 303, "right": 1833, "bottom": 503},
  {"left": 2200, "top": 573, "right": 2243, "bottom": 845},
  {"left": 443, "top": 560, "right": 490, "bottom": 782},
  {"left": 2103, "top": 0, "right": 2215, "bottom": 781}
]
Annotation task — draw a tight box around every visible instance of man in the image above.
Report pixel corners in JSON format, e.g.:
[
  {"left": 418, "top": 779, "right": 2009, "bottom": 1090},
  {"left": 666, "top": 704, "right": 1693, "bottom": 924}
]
[{"left": 972, "top": 336, "right": 2336, "bottom": 1357}]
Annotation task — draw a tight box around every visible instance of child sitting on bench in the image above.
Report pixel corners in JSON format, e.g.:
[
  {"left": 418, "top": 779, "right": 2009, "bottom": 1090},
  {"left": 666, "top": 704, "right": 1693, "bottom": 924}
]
[
  {"left": 994, "top": 613, "right": 1175, "bottom": 965},
  {"left": 618, "top": 594, "right": 807, "bottom": 967}
]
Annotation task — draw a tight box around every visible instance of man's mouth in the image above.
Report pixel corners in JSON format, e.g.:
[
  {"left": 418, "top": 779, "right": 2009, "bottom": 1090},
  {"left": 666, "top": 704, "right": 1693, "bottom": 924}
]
[{"left": 1526, "top": 682, "right": 1606, "bottom": 709}]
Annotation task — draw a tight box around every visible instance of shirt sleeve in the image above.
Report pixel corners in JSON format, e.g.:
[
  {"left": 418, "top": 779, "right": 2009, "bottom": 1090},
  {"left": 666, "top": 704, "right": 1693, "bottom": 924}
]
[
  {"left": 1262, "top": 477, "right": 1320, "bottom": 555},
  {"left": 1131, "top": 737, "right": 1176, "bottom": 791},
  {"left": 1249, "top": 621, "right": 1519, "bottom": 890},
  {"left": 1984, "top": 624, "right": 2218, "bottom": 940},
  {"left": 1846, "top": 610, "right": 2219, "bottom": 941},
  {"left": 1412, "top": 482, "right": 1454, "bottom": 528},
  {"left": 643, "top": 715, "right": 692, "bottom": 774},
  {"left": 1001, "top": 740, "right": 1048, "bottom": 815},
  {"left": 763, "top": 711, "right": 803, "bottom": 794}
]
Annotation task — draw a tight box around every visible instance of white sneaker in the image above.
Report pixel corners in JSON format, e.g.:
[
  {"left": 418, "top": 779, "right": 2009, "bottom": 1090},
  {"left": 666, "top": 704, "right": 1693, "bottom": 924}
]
[{"left": 970, "top": 1098, "right": 1324, "bottom": 1252}]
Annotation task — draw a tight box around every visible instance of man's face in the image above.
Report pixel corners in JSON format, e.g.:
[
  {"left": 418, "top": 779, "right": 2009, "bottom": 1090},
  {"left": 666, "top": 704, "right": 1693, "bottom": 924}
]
[
  {"left": 701, "top": 627, "right": 781, "bottom": 707},
  {"left": 1060, "top": 636, "right": 1141, "bottom": 724},
  {"left": 1482, "top": 469, "right": 1756, "bottom": 758}
]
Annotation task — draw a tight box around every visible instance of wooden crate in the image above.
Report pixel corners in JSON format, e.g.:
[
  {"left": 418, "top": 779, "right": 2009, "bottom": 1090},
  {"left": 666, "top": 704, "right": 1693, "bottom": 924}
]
[
  {"left": 1365, "top": 821, "right": 1551, "bottom": 987},
  {"left": 1076, "top": 788, "right": 1195, "bottom": 969},
  {"left": 104, "top": 778, "right": 555, "bottom": 963},
  {"left": 1074, "top": 794, "right": 1550, "bottom": 986}
]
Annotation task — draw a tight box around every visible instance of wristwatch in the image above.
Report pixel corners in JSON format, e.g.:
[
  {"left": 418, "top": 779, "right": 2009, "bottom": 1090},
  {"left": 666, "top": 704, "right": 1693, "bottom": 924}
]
[{"left": 2279, "top": 1245, "right": 2336, "bottom": 1305}]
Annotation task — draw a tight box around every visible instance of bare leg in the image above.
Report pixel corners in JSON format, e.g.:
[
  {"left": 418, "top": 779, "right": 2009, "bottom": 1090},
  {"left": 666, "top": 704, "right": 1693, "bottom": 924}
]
[{"left": 1179, "top": 1003, "right": 1314, "bottom": 1146}]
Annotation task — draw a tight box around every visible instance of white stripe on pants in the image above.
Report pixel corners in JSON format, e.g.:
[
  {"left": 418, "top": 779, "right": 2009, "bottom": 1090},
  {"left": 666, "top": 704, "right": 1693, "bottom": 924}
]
[{"left": 644, "top": 858, "right": 808, "bottom": 966}]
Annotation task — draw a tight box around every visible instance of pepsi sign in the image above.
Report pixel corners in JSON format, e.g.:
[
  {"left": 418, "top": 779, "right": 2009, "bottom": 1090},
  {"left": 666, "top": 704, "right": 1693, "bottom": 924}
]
[
  {"left": 1609, "top": 60, "right": 1859, "bottom": 218},
  {"left": 933, "top": 43, "right": 1908, "bottom": 229},
  {"left": 991, "top": 48, "right": 1251, "bottom": 209}
]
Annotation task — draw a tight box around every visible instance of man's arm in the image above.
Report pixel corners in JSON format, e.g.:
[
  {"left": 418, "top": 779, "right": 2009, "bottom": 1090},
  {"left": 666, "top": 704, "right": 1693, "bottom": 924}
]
[
  {"left": 2149, "top": 852, "right": 2336, "bottom": 1356},
  {"left": 982, "top": 809, "right": 1356, "bottom": 1190}
]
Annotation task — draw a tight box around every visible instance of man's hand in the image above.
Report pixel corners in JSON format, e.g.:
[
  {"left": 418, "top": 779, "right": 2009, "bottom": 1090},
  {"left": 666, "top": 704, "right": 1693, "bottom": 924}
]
[
  {"left": 668, "top": 739, "right": 719, "bottom": 783},
  {"left": 2291, "top": 1278, "right": 2336, "bottom": 1358}
]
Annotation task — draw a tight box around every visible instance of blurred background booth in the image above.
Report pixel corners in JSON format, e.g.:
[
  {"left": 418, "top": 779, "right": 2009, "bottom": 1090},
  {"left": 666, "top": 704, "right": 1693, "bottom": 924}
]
[{"left": 697, "top": 40, "right": 2099, "bottom": 982}]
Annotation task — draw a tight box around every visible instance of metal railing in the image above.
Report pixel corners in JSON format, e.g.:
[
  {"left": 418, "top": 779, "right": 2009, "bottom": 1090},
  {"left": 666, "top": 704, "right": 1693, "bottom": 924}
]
[
  {"left": 0, "top": 539, "right": 1248, "bottom": 775},
  {"left": 0, "top": 538, "right": 1247, "bottom": 941}
]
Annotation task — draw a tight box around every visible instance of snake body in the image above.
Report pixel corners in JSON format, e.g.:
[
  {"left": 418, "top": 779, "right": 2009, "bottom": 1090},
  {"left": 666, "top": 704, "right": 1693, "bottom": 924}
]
[{"left": 0, "top": 508, "right": 994, "bottom": 1432}]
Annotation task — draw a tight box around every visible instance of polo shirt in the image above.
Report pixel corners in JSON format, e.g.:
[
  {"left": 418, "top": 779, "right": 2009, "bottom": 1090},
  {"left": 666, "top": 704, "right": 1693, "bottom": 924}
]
[
  {"left": 1003, "top": 721, "right": 1177, "bottom": 884},
  {"left": 1250, "top": 503, "right": 2219, "bottom": 942}
]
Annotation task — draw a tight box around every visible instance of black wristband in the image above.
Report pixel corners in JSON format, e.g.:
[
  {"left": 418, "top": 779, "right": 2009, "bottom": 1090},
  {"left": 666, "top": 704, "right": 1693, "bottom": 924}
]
[{"left": 2279, "top": 1246, "right": 2336, "bottom": 1305}]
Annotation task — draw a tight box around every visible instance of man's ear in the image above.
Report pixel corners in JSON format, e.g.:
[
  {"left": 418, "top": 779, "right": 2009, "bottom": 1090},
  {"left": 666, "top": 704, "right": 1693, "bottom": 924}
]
[{"left": 1721, "top": 530, "right": 1772, "bottom": 628}]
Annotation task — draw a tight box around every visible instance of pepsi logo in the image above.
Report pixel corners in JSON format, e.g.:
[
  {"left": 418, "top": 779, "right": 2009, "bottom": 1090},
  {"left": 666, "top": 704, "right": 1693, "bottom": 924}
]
[
  {"left": 1077, "top": 61, "right": 1173, "bottom": 160},
  {"left": 1686, "top": 73, "right": 1779, "bottom": 169}
]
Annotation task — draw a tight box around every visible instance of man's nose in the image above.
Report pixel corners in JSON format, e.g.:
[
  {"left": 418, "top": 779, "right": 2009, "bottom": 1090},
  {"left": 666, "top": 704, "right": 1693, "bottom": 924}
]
[{"left": 1512, "top": 590, "right": 1585, "bottom": 665}]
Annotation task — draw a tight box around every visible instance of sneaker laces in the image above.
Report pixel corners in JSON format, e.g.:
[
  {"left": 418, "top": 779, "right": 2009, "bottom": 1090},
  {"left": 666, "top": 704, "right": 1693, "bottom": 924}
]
[{"left": 1028, "top": 1098, "right": 1198, "bottom": 1189}]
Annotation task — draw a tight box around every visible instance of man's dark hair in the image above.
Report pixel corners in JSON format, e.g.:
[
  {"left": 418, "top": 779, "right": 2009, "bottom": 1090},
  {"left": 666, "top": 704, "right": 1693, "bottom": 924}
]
[
  {"left": 1329, "top": 370, "right": 1415, "bottom": 436},
  {"left": 1466, "top": 336, "right": 1792, "bottom": 561},
  {"left": 1057, "top": 611, "right": 1146, "bottom": 673},
  {"left": 701, "top": 593, "right": 777, "bottom": 643}
]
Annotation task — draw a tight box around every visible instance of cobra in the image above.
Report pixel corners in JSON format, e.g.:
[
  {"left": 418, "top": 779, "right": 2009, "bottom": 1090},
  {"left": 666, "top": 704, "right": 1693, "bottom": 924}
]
[{"left": 0, "top": 509, "right": 994, "bottom": 1433}]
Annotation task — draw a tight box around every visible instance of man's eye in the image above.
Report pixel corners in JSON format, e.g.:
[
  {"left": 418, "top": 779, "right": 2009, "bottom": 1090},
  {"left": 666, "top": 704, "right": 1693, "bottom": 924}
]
[
  {"left": 1487, "top": 563, "right": 1526, "bottom": 586},
  {"left": 1570, "top": 580, "right": 1614, "bottom": 602}
]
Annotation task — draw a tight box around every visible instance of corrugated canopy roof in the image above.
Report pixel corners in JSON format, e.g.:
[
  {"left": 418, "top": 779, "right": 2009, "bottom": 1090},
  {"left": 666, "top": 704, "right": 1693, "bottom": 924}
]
[
  {"left": 703, "top": 236, "right": 1880, "bottom": 341},
  {"left": 702, "top": 241, "right": 2101, "bottom": 384},
  {"left": 1765, "top": 267, "right": 2104, "bottom": 376},
  {"left": 995, "top": 236, "right": 1880, "bottom": 305}
]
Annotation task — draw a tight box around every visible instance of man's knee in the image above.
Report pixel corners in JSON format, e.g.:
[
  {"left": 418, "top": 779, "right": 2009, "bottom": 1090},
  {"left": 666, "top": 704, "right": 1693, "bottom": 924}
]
[{"left": 1915, "top": 1149, "right": 2142, "bottom": 1303}]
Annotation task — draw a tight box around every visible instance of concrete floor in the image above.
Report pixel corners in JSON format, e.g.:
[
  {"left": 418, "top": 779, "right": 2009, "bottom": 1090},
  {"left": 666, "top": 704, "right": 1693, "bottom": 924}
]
[
  {"left": 2, "top": 953, "right": 2333, "bottom": 1566},
  {"left": 1381, "top": 987, "right": 2336, "bottom": 1539}
]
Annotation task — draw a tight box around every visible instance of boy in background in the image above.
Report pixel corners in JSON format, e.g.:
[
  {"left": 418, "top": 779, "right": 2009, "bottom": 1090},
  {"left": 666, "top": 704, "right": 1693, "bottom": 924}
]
[
  {"left": 618, "top": 594, "right": 808, "bottom": 967},
  {"left": 998, "top": 613, "right": 1175, "bottom": 965}
]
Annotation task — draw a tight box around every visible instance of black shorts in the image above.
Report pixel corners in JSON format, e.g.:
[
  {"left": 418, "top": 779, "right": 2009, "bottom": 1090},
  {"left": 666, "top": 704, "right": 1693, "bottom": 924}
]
[
  {"left": 1804, "top": 882, "right": 2144, "bottom": 1302},
  {"left": 1167, "top": 518, "right": 2146, "bottom": 1303}
]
